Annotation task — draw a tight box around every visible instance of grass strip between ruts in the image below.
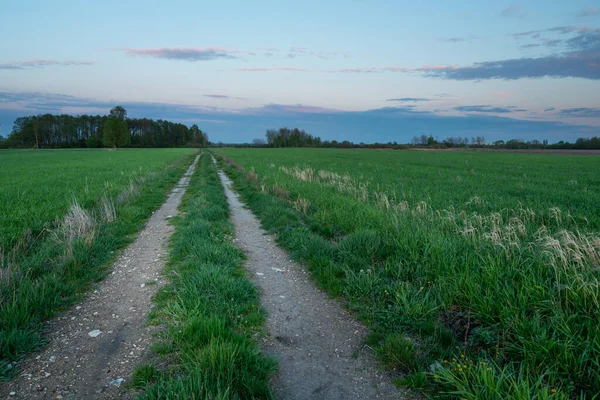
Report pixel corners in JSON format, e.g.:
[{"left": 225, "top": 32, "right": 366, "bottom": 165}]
[{"left": 133, "top": 153, "right": 275, "bottom": 399}]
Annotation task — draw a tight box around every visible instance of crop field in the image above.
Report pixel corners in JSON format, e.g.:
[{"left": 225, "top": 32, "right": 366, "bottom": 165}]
[
  {"left": 0, "top": 149, "right": 196, "bottom": 377},
  {"left": 217, "top": 148, "right": 600, "bottom": 399},
  {"left": 0, "top": 149, "right": 194, "bottom": 253}
]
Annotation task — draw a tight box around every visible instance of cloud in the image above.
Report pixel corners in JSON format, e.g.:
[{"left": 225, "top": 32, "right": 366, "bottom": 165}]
[
  {"left": 577, "top": 6, "right": 600, "bottom": 17},
  {"left": 245, "top": 103, "right": 339, "bottom": 115},
  {"left": 454, "top": 105, "right": 517, "bottom": 113},
  {"left": 236, "top": 66, "right": 310, "bottom": 72},
  {"left": 203, "top": 94, "right": 246, "bottom": 100},
  {"left": 327, "top": 66, "right": 411, "bottom": 73},
  {"left": 544, "top": 107, "right": 556, "bottom": 112},
  {"left": 559, "top": 108, "right": 600, "bottom": 117},
  {"left": 327, "top": 67, "right": 380, "bottom": 73},
  {"left": 418, "top": 28, "right": 600, "bottom": 80},
  {"left": 121, "top": 47, "right": 250, "bottom": 61},
  {"left": 253, "top": 46, "right": 350, "bottom": 60},
  {"left": 437, "top": 36, "right": 482, "bottom": 43},
  {"left": 513, "top": 25, "right": 600, "bottom": 40},
  {"left": 386, "top": 98, "right": 431, "bottom": 102},
  {"left": 500, "top": 5, "right": 527, "bottom": 17},
  {"left": 520, "top": 43, "right": 541, "bottom": 49},
  {"left": 438, "top": 37, "right": 469, "bottom": 43},
  {"left": 0, "top": 59, "right": 94, "bottom": 70},
  {"left": 380, "top": 66, "right": 411, "bottom": 72}
]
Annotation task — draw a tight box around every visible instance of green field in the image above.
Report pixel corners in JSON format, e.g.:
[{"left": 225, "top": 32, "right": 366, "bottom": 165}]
[
  {"left": 217, "top": 148, "right": 600, "bottom": 399},
  {"left": 0, "top": 149, "right": 194, "bottom": 253},
  {"left": 0, "top": 149, "right": 196, "bottom": 377}
]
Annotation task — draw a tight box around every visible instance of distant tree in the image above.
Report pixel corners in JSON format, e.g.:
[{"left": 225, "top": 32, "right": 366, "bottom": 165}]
[
  {"left": 264, "top": 127, "right": 321, "bottom": 148},
  {"left": 189, "top": 124, "right": 208, "bottom": 147},
  {"left": 109, "top": 105, "right": 127, "bottom": 120},
  {"left": 32, "top": 119, "right": 40, "bottom": 149},
  {"left": 103, "top": 118, "right": 130, "bottom": 148},
  {"left": 86, "top": 135, "right": 103, "bottom": 148},
  {"left": 253, "top": 138, "right": 266, "bottom": 147}
]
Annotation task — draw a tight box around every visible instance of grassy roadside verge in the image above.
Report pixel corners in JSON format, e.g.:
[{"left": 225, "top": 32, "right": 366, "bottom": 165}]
[
  {"left": 0, "top": 151, "right": 197, "bottom": 379},
  {"left": 132, "top": 153, "right": 275, "bottom": 399}
]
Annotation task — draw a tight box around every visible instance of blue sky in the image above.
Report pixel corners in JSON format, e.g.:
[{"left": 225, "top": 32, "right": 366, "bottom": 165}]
[{"left": 0, "top": 0, "right": 599, "bottom": 143}]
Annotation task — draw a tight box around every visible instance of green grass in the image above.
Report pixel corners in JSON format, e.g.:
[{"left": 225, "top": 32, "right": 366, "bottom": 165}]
[
  {"left": 0, "top": 148, "right": 194, "bottom": 252},
  {"left": 216, "top": 148, "right": 600, "bottom": 399},
  {"left": 0, "top": 148, "right": 196, "bottom": 378},
  {"left": 135, "top": 153, "right": 275, "bottom": 399}
]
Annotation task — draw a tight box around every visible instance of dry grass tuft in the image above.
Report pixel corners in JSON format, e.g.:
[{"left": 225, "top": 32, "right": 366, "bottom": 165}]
[
  {"left": 118, "top": 180, "right": 140, "bottom": 203},
  {"left": 56, "top": 200, "right": 96, "bottom": 259},
  {"left": 99, "top": 195, "right": 117, "bottom": 222},
  {"left": 293, "top": 196, "right": 310, "bottom": 214},
  {"left": 271, "top": 185, "right": 289, "bottom": 200},
  {"left": 246, "top": 168, "right": 259, "bottom": 182}
]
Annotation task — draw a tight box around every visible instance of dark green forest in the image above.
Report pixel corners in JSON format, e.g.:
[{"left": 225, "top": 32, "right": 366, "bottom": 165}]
[{"left": 0, "top": 106, "right": 208, "bottom": 149}]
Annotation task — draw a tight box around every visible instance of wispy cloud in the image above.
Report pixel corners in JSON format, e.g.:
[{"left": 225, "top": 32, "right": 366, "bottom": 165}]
[
  {"left": 203, "top": 94, "right": 245, "bottom": 100},
  {"left": 520, "top": 43, "right": 541, "bottom": 49},
  {"left": 454, "top": 105, "right": 518, "bottom": 113},
  {"left": 253, "top": 46, "right": 351, "bottom": 59},
  {"left": 386, "top": 97, "right": 431, "bottom": 102},
  {"left": 203, "top": 94, "right": 230, "bottom": 99},
  {"left": 327, "top": 66, "right": 412, "bottom": 73},
  {"left": 513, "top": 25, "right": 600, "bottom": 40},
  {"left": 246, "top": 103, "right": 339, "bottom": 115},
  {"left": 326, "top": 67, "right": 380, "bottom": 73},
  {"left": 544, "top": 107, "right": 556, "bottom": 112},
  {"left": 236, "top": 66, "right": 310, "bottom": 72},
  {"left": 437, "top": 36, "right": 482, "bottom": 43},
  {"left": 559, "top": 108, "right": 600, "bottom": 117},
  {"left": 577, "top": 6, "right": 600, "bottom": 17},
  {"left": 500, "top": 5, "right": 527, "bottom": 18},
  {"left": 121, "top": 47, "right": 252, "bottom": 61},
  {"left": 0, "top": 59, "right": 94, "bottom": 70}
]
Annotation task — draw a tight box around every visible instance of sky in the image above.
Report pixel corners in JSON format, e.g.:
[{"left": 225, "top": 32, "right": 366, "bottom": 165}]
[{"left": 0, "top": 0, "right": 599, "bottom": 143}]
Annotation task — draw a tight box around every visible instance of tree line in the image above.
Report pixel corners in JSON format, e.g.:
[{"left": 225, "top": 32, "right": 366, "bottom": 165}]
[
  {"left": 412, "top": 135, "right": 600, "bottom": 150},
  {"left": 239, "top": 128, "right": 600, "bottom": 150},
  {"left": 0, "top": 106, "right": 208, "bottom": 149}
]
